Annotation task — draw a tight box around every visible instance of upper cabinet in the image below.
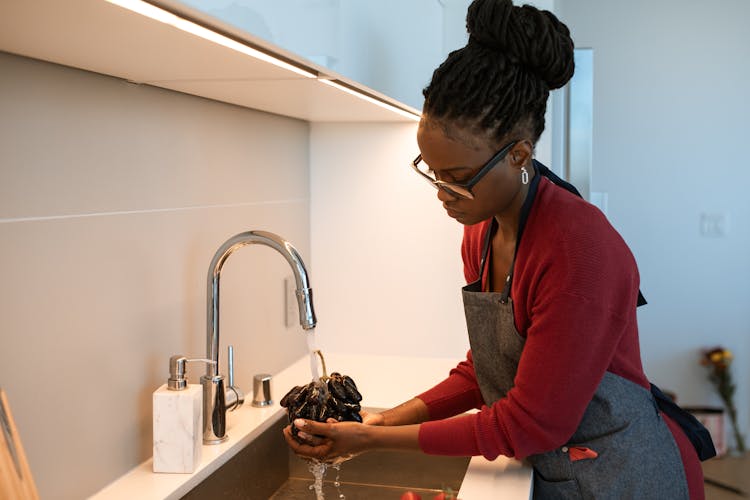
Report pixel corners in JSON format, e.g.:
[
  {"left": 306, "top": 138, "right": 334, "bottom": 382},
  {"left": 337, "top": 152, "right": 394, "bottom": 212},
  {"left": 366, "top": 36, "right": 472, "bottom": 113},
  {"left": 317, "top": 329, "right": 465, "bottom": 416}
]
[
  {"left": 177, "top": 0, "right": 453, "bottom": 111},
  {"left": 0, "top": 0, "right": 435, "bottom": 122}
]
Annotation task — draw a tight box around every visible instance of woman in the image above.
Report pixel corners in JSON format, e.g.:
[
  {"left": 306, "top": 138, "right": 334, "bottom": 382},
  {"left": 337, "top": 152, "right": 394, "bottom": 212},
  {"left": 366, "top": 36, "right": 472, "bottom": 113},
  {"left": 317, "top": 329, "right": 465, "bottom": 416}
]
[{"left": 284, "top": 0, "right": 704, "bottom": 497}]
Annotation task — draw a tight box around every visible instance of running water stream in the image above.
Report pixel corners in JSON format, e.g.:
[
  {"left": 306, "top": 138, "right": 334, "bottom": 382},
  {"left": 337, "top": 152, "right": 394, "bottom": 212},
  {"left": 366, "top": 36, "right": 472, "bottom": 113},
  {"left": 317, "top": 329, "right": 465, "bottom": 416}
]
[
  {"left": 303, "top": 329, "right": 345, "bottom": 499},
  {"left": 306, "top": 329, "right": 320, "bottom": 381},
  {"left": 307, "top": 460, "right": 345, "bottom": 500}
]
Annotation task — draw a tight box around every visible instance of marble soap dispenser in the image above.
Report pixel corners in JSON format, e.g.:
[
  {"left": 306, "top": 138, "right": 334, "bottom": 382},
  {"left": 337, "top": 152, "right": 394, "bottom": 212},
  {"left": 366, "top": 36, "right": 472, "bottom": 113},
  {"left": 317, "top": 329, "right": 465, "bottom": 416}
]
[{"left": 152, "top": 355, "right": 211, "bottom": 473}]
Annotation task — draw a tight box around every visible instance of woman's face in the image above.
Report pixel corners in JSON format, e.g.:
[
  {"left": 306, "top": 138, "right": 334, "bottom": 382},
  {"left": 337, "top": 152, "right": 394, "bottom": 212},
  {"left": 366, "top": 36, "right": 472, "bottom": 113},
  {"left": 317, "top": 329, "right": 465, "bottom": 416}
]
[{"left": 416, "top": 118, "right": 529, "bottom": 226}]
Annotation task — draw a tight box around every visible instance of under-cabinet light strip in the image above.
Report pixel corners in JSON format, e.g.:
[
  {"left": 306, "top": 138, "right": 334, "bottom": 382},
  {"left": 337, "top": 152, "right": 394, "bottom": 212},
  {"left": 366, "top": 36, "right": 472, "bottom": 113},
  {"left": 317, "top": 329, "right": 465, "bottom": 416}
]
[
  {"left": 105, "top": 0, "right": 317, "bottom": 78},
  {"left": 318, "top": 79, "right": 421, "bottom": 121},
  {"left": 104, "top": 0, "right": 422, "bottom": 121}
]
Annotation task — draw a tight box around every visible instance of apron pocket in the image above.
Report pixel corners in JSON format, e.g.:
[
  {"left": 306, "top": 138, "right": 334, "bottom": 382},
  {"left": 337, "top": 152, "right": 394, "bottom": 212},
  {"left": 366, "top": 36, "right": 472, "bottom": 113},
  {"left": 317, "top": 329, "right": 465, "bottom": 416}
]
[{"left": 533, "top": 472, "right": 582, "bottom": 499}]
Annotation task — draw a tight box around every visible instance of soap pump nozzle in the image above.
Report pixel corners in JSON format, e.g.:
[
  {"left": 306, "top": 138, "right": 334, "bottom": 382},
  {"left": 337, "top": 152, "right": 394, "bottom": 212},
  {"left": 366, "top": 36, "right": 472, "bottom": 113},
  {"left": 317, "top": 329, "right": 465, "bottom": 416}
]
[{"left": 168, "top": 355, "right": 216, "bottom": 391}]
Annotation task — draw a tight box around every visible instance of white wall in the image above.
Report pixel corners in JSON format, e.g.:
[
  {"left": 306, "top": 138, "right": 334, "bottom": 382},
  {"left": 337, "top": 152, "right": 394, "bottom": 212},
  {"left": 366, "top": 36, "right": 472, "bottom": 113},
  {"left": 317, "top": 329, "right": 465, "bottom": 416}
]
[
  {"left": 0, "top": 52, "right": 311, "bottom": 499},
  {"left": 557, "top": 0, "right": 750, "bottom": 444},
  {"left": 310, "top": 123, "right": 468, "bottom": 359}
]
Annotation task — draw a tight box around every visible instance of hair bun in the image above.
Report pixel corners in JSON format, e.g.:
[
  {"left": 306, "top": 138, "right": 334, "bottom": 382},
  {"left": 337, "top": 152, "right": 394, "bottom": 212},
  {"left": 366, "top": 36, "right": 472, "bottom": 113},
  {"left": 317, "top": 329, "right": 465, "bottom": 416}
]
[{"left": 466, "top": 0, "right": 574, "bottom": 89}]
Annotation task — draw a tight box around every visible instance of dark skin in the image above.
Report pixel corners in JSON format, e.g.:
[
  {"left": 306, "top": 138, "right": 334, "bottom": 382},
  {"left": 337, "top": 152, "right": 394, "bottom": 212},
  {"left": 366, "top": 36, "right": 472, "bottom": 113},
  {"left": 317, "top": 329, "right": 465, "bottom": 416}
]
[
  {"left": 416, "top": 118, "right": 535, "bottom": 291},
  {"left": 283, "top": 115, "right": 535, "bottom": 461}
]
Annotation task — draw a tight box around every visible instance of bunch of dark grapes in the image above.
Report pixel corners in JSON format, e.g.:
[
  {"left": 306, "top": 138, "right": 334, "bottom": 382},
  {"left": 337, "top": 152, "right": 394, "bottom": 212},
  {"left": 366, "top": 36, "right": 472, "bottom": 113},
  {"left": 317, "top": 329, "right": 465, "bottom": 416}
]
[{"left": 280, "top": 372, "right": 363, "bottom": 439}]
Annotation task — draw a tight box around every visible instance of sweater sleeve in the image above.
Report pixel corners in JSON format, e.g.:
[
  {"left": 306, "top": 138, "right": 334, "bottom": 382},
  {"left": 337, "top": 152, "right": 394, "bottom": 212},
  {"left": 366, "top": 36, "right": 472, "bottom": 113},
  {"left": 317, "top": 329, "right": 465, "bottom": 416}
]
[
  {"left": 419, "top": 204, "right": 641, "bottom": 460},
  {"left": 416, "top": 351, "right": 485, "bottom": 420}
]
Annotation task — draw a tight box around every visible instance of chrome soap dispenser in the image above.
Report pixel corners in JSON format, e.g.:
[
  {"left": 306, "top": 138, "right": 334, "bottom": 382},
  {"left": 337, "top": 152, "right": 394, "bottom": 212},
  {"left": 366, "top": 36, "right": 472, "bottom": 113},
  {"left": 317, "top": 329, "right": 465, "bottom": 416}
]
[{"left": 152, "top": 355, "right": 212, "bottom": 473}]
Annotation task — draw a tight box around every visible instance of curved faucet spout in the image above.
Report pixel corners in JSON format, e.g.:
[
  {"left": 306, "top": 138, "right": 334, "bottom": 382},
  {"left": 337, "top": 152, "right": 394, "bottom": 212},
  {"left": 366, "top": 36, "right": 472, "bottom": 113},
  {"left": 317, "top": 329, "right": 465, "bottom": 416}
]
[{"left": 206, "top": 230, "right": 317, "bottom": 377}]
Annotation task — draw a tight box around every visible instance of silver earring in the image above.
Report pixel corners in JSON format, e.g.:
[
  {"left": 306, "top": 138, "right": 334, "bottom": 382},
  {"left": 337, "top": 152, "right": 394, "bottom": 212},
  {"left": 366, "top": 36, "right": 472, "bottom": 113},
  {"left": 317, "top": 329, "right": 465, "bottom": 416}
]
[{"left": 521, "top": 166, "right": 529, "bottom": 185}]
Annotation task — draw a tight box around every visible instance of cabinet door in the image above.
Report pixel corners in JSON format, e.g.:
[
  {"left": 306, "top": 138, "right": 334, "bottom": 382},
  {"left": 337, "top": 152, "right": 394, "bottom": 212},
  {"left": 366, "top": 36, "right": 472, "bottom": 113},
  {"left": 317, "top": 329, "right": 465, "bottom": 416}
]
[{"left": 180, "top": 0, "right": 447, "bottom": 109}]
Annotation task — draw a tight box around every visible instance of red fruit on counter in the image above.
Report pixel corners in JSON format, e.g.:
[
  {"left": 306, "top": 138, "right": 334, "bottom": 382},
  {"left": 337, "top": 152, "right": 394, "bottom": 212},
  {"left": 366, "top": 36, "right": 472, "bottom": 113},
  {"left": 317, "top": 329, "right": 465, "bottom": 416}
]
[{"left": 400, "top": 492, "right": 422, "bottom": 500}]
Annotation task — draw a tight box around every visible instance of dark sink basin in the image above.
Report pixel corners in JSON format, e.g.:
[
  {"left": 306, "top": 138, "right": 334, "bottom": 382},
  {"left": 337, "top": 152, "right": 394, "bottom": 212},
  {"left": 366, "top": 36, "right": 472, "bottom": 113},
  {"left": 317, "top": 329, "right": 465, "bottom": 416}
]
[{"left": 182, "top": 412, "right": 470, "bottom": 499}]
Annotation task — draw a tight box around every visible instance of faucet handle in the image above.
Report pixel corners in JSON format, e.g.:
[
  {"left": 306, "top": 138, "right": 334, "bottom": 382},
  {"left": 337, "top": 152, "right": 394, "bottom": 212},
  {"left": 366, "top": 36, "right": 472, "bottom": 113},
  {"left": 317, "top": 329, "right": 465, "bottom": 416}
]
[
  {"left": 226, "top": 345, "right": 245, "bottom": 411},
  {"left": 227, "top": 345, "right": 235, "bottom": 388}
]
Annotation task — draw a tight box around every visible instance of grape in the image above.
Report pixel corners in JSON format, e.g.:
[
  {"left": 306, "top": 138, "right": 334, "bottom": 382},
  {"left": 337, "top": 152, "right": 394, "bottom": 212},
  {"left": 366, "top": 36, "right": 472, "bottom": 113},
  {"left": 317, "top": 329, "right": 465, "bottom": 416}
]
[{"left": 280, "top": 372, "right": 363, "bottom": 439}]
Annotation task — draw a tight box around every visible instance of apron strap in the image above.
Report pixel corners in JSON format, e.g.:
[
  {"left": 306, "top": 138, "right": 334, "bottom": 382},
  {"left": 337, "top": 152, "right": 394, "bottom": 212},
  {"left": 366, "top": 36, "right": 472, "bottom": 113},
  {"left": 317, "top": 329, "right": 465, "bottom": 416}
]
[
  {"left": 499, "top": 162, "right": 544, "bottom": 302},
  {"left": 478, "top": 217, "right": 495, "bottom": 287}
]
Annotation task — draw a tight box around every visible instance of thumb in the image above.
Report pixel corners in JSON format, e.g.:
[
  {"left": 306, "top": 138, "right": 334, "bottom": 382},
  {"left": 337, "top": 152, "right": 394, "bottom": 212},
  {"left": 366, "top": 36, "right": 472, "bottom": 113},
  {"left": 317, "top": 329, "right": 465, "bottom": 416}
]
[{"left": 294, "top": 418, "right": 328, "bottom": 436}]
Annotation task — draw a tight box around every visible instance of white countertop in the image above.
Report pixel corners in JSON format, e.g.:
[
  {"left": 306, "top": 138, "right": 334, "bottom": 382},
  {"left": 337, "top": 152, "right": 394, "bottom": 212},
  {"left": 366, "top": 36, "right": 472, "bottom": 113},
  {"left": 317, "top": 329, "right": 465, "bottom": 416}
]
[{"left": 91, "top": 353, "right": 531, "bottom": 499}]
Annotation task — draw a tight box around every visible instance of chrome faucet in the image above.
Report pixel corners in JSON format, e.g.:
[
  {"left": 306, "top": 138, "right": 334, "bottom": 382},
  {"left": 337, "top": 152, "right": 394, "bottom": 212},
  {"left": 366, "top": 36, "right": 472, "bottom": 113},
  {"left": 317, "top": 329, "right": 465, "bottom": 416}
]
[{"left": 202, "top": 230, "right": 317, "bottom": 444}]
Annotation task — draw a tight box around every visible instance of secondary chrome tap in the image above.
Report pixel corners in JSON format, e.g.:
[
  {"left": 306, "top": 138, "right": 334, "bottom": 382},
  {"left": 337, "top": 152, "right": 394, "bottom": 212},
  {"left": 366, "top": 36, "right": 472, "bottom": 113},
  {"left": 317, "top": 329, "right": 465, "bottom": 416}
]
[{"left": 202, "top": 230, "right": 317, "bottom": 444}]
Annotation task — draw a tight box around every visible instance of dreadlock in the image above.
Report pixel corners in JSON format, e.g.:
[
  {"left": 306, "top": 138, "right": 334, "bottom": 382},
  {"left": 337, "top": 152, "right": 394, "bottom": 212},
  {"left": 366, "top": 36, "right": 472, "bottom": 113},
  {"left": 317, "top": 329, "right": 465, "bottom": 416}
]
[{"left": 423, "top": 0, "right": 575, "bottom": 145}]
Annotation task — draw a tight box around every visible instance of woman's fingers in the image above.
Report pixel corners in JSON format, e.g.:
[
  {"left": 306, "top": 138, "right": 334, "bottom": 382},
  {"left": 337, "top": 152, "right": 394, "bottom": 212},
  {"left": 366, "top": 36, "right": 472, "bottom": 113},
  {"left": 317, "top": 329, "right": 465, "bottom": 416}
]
[
  {"left": 294, "top": 418, "right": 329, "bottom": 437},
  {"left": 282, "top": 424, "right": 333, "bottom": 460}
]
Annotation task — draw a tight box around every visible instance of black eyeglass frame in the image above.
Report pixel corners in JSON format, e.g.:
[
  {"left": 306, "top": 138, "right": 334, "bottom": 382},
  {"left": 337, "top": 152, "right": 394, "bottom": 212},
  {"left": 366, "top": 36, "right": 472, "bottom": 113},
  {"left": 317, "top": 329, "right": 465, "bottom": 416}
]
[{"left": 411, "top": 140, "right": 519, "bottom": 200}]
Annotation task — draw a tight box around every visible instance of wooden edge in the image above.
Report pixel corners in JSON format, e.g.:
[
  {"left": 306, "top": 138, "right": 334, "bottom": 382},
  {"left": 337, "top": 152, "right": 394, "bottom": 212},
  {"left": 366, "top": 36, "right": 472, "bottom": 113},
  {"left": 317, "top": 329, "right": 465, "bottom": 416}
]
[{"left": 0, "top": 389, "right": 39, "bottom": 500}]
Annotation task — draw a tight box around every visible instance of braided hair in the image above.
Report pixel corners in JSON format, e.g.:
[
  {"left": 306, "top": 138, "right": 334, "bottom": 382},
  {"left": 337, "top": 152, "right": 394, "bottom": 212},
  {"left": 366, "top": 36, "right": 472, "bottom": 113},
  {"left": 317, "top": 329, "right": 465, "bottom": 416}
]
[{"left": 423, "top": 0, "right": 575, "bottom": 145}]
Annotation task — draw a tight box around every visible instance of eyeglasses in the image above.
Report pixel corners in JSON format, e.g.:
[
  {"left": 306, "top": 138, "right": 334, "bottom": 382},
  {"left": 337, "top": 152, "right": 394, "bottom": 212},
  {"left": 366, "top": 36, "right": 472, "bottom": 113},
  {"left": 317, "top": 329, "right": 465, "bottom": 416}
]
[{"left": 410, "top": 140, "right": 518, "bottom": 200}]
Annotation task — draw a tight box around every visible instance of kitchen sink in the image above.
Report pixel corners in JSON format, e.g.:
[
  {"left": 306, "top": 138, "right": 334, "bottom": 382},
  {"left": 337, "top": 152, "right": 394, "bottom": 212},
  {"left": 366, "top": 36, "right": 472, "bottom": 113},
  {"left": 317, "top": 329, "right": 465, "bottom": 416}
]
[{"left": 181, "top": 412, "right": 470, "bottom": 499}]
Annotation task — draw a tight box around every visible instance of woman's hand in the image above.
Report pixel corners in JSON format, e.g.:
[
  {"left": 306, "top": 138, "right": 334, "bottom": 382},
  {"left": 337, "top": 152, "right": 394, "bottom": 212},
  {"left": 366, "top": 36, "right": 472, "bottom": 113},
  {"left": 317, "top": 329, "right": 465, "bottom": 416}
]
[
  {"left": 283, "top": 418, "right": 372, "bottom": 463},
  {"left": 360, "top": 410, "right": 385, "bottom": 426},
  {"left": 283, "top": 412, "right": 383, "bottom": 463},
  {"left": 283, "top": 416, "right": 422, "bottom": 463}
]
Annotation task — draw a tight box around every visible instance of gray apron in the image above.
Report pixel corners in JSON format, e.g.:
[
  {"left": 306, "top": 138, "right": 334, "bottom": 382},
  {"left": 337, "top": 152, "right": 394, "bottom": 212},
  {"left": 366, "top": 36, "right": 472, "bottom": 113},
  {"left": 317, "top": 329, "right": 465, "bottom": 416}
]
[{"left": 463, "top": 172, "right": 689, "bottom": 499}]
